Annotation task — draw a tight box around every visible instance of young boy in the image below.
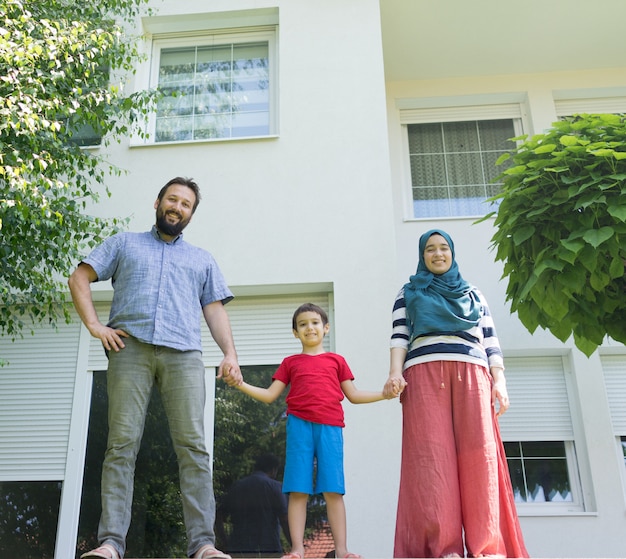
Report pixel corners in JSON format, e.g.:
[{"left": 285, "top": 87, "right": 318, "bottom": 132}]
[{"left": 233, "top": 303, "right": 404, "bottom": 559}]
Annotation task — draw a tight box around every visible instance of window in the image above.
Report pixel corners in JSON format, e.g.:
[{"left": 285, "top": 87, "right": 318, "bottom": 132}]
[
  {"left": 0, "top": 481, "right": 61, "bottom": 558},
  {"left": 69, "top": 121, "right": 102, "bottom": 147},
  {"left": 499, "top": 356, "right": 585, "bottom": 513},
  {"left": 214, "top": 365, "right": 330, "bottom": 555},
  {"left": 554, "top": 95, "right": 626, "bottom": 118},
  {"left": 406, "top": 119, "right": 517, "bottom": 218},
  {"left": 600, "top": 354, "right": 626, "bottom": 499},
  {"left": 505, "top": 441, "right": 575, "bottom": 503},
  {"left": 151, "top": 29, "right": 276, "bottom": 143},
  {"left": 77, "top": 371, "right": 187, "bottom": 558}
]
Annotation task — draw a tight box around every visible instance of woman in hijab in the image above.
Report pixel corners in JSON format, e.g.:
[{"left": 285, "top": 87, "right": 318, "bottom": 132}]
[{"left": 384, "top": 230, "right": 528, "bottom": 559}]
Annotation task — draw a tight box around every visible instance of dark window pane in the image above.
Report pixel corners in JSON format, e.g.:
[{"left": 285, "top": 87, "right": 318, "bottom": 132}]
[
  {"left": 69, "top": 122, "right": 102, "bottom": 147},
  {"left": 524, "top": 458, "right": 572, "bottom": 502},
  {"left": 214, "top": 366, "right": 329, "bottom": 555},
  {"left": 504, "top": 441, "right": 522, "bottom": 457},
  {"left": 0, "top": 481, "right": 61, "bottom": 559},
  {"left": 521, "top": 441, "right": 567, "bottom": 458},
  {"left": 79, "top": 365, "right": 331, "bottom": 558},
  {"left": 506, "top": 458, "right": 527, "bottom": 502},
  {"left": 77, "top": 371, "right": 186, "bottom": 558},
  {"left": 504, "top": 440, "right": 573, "bottom": 504}
]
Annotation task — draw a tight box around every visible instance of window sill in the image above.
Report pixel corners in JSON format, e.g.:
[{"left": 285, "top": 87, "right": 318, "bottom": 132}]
[
  {"left": 517, "top": 507, "right": 591, "bottom": 517},
  {"left": 129, "top": 134, "right": 279, "bottom": 148},
  {"left": 402, "top": 215, "right": 488, "bottom": 223}
]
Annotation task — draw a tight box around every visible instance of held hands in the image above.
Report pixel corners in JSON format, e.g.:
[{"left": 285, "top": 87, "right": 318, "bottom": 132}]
[
  {"left": 218, "top": 355, "right": 243, "bottom": 387},
  {"left": 383, "top": 375, "right": 407, "bottom": 399}
]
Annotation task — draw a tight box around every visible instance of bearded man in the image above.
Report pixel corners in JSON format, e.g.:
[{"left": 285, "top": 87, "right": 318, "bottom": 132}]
[{"left": 69, "top": 177, "right": 241, "bottom": 559}]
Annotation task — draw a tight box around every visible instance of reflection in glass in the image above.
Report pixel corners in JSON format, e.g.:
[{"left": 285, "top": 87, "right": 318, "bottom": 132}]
[
  {"left": 0, "top": 481, "right": 62, "bottom": 559},
  {"left": 504, "top": 441, "right": 573, "bottom": 503},
  {"left": 78, "top": 365, "right": 330, "bottom": 557},
  {"left": 156, "top": 42, "right": 269, "bottom": 142},
  {"left": 77, "top": 371, "right": 186, "bottom": 558},
  {"left": 214, "top": 366, "right": 329, "bottom": 554}
]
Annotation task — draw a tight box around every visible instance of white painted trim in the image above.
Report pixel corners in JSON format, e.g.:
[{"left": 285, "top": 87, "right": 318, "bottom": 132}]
[
  {"left": 55, "top": 323, "right": 94, "bottom": 559},
  {"left": 205, "top": 367, "right": 217, "bottom": 470},
  {"left": 499, "top": 355, "right": 574, "bottom": 440}
]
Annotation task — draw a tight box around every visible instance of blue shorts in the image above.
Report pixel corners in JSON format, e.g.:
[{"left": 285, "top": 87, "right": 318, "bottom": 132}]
[{"left": 282, "top": 415, "right": 345, "bottom": 495}]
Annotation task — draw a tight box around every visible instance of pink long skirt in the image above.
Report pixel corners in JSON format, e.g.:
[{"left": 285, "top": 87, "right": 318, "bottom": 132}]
[{"left": 393, "top": 361, "right": 529, "bottom": 558}]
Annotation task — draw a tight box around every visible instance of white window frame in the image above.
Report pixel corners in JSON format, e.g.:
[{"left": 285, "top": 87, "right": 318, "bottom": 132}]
[
  {"left": 499, "top": 355, "right": 586, "bottom": 514},
  {"left": 57, "top": 287, "right": 331, "bottom": 558},
  {"left": 398, "top": 99, "right": 527, "bottom": 221},
  {"left": 143, "top": 26, "right": 278, "bottom": 145},
  {"left": 600, "top": 353, "right": 626, "bottom": 502},
  {"left": 554, "top": 94, "right": 626, "bottom": 118}
]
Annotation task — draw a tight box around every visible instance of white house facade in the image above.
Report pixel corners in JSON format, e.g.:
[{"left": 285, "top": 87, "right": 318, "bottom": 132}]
[{"left": 2, "top": 1, "right": 626, "bottom": 557}]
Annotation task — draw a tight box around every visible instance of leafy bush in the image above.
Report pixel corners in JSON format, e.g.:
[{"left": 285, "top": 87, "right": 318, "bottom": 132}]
[
  {"left": 480, "top": 113, "right": 626, "bottom": 356},
  {"left": 0, "top": 0, "right": 155, "bottom": 346}
]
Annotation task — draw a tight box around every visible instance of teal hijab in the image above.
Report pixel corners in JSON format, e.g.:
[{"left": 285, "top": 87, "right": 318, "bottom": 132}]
[{"left": 404, "top": 229, "right": 483, "bottom": 341}]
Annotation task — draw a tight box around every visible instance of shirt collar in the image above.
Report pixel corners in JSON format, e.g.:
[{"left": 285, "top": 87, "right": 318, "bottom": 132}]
[{"left": 151, "top": 224, "right": 183, "bottom": 244}]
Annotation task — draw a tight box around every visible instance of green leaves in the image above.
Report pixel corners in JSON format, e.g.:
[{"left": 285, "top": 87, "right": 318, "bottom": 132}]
[
  {"left": 0, "top": 0, "right": 155, "bottom": 344},
  {"left": 481, "top": 113, "right": 626, "bottom": 356}
]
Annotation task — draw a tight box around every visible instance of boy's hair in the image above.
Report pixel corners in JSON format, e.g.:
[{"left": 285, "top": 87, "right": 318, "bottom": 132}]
[
  {"left": 292, "top": 303, "right": 329, "bottom": 330},
  {"left": 157, "top": 176, "right": 201, "bottom": 213}
]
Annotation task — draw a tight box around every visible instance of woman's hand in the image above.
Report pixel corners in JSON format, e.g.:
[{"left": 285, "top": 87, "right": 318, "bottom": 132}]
[
  {"left": 384, "top": 374, "right": 407, "bottom": 398},
  {"left": 491, "top": 367, "right": 509, "bottom": 416}
]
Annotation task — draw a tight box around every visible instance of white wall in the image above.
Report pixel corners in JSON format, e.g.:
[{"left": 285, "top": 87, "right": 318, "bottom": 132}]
[
  {"left": 386, "top": 68, "right": 626, "bottom": 557},
  {"left": 54, "top": 1, "right": 626, "bottom": 556},
  {"left": 82, "top": 0, "right": 401, "bottom": 556}
]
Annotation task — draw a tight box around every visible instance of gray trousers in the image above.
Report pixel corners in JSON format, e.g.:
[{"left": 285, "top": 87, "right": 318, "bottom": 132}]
[{"left": 97, "top": 336, "right": 215, "bottom": 558}]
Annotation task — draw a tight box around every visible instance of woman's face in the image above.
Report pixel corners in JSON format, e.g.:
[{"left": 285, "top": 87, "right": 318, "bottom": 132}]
[{"left": 423, "top": 234, "right": 453, "bottom": 275}]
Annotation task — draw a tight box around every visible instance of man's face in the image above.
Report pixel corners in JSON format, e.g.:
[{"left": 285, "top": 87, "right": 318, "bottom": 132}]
[{"left": 154, "top": 183, "right": 196, "bottom": 237}]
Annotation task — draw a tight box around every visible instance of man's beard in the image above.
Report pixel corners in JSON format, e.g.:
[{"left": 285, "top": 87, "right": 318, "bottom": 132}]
[{"left": 155, "top": 205, "right": 191, "bottom": 237}]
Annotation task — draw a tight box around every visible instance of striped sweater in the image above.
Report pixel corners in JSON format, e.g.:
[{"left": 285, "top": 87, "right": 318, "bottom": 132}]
[{"left": 390, "top": 286, "right": 504, "bottom": 371}]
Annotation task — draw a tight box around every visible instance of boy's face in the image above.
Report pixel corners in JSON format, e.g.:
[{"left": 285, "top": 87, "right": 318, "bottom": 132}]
[{"left": 293, "top": 311, "right": 329, "bottom": 348}]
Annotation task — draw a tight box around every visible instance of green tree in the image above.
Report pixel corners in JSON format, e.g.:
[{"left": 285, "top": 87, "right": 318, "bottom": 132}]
[
  {"left": 0, "top": 0, "right": 155, "bottom": 344},
  {"left": 480, "top": 113, "right": 626, "bottom": 356}
]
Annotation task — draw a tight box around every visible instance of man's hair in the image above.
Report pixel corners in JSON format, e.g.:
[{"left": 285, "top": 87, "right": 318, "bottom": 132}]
[
  {"left": 157, "top": 177, "right": 201, "bottom": 213},
  {"left": 254, "top": 453, "right": 280, "bottom": 474},
  {"left": 291, "top": 303, "right": 329, "bottom": 330}
]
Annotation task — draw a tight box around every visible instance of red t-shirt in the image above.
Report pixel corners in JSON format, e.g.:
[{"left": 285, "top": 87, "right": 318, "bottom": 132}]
[{"left": 273, "top": 352, "right": 354, "bottom": 427}]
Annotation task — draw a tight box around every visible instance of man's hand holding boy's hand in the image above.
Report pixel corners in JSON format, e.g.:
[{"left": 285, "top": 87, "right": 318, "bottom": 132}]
[{"left": 218, "top": 357, "right": 243, "bottom": 386}]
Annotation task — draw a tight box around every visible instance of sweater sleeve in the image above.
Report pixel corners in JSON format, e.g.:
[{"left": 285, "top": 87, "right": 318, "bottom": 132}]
[
  {"left": 476, "top": 289, "right": 505, "bottom": 370},
  {"left": 390, "top": 287, "right": 410, "bottom": 350}
]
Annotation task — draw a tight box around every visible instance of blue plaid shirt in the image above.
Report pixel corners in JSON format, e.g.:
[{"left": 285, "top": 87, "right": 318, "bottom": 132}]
[{"left": 83, "top": 226, "right": 233, "bottom": 352}]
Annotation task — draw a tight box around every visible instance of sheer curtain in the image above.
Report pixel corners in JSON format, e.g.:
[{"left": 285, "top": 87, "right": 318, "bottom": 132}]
[{"left": 408, "top": 119, "right": 515, "bottom": 218}]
